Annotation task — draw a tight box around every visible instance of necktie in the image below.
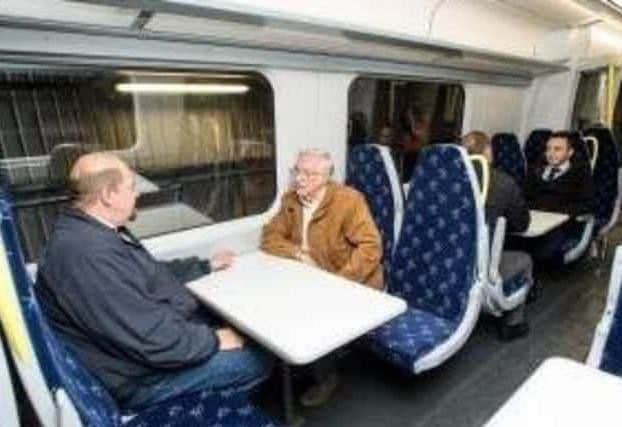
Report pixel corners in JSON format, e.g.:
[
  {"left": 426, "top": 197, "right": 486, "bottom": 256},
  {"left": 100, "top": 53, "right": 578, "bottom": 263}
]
[{"left": 546, "top": 167, "right": 560, "bottom": 182}]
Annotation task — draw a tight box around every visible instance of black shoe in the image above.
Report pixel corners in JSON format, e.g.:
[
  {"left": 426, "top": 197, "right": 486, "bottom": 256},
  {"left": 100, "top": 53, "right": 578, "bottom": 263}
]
[
  {"left": 498, "top": 322, "right": 529, "bottom": 341},
  {"left": 527, "top": 282, "right": 541, "bottom": 304}
]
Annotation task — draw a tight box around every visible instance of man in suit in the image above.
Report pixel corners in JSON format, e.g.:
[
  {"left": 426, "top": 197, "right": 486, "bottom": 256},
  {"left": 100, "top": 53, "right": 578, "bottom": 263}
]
[
  {"left": 462, "top": 131, "right": 532, "bottom": 339},
  {"left": 522, "top": 131, "right": 594, "bottom": 263}
]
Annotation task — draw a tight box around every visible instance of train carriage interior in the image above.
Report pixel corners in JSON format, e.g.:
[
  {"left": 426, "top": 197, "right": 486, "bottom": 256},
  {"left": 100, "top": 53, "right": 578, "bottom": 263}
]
[{"left": 2, "top": 1, "right": 622, "bottom": 426}]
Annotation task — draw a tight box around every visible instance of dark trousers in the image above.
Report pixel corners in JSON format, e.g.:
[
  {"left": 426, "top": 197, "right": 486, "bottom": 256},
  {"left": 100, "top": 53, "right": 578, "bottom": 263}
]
[{"left": 507, "top": 220, "right": 586, "bottom": 266}]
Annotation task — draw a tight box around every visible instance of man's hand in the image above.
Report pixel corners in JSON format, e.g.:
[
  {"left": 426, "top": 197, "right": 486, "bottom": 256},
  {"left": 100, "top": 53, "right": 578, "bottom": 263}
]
[
  {"left": 216, "top": 327, "right": 245, "bottom": 350},
  {"left": 210, "top": 249, "right": 235, "bottom": 271}
]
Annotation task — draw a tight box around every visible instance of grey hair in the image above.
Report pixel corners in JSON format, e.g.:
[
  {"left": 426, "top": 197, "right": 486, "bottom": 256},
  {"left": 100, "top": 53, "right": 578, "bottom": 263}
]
[{"left": 297, "top": 148, "right": 334, "bottom": 176}]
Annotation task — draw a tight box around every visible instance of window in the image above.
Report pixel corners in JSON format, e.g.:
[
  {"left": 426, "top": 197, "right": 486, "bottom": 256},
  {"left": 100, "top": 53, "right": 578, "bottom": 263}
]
[
  {"left": 0, "top": 69, "right": 276, "bottom": 261},
  {"left": 348, "top": 77, "right": 464, "bottom": 181}
]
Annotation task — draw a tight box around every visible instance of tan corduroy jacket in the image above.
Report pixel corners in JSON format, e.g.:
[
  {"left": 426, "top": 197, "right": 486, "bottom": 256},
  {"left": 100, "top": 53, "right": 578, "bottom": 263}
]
[{"left": 261, "top": 182, "right": 383, "bottom": 289}]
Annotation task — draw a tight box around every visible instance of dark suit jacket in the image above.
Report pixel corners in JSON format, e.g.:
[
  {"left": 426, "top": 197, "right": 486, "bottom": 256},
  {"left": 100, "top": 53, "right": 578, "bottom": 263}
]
[{"left": 524, "top": 161, "right": 594, "bottom": 216}]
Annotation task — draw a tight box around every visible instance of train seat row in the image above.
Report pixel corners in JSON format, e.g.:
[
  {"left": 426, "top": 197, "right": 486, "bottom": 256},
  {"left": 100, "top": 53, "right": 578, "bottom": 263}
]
[
  {"left": 0, "top": 193, "right": 281, "bottom": 427},
  {"left": 492, "top": 127, "right": 621, "bottom": 264}
]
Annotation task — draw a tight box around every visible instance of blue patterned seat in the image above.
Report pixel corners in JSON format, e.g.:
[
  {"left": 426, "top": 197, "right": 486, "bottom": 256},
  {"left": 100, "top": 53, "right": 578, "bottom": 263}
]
[
  {"left": 524, "top": 128, "right": 552, "bottom": 168},
  {"left": 584, "top": 127, "right": 621, "bottom": 237},
  {"left": 491, "top": 133, "right": 526, "bottom": 185},
  {"left": 363, "top": 145, "right": 484, "bottom": 374},
  {"left": 587, "top": 245, "right": 622, "bottom": 376},
  {"left": 0, "top": 192, "right": 279, "bottom": 427},
  {"left": 347, "top": 144, "right": 405, "bottom": 279}
]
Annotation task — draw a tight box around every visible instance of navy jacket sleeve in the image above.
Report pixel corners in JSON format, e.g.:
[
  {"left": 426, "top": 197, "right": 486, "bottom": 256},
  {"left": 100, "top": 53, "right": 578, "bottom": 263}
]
[{"left": 56, "top": 248, "right": 219, "bottom": 369}]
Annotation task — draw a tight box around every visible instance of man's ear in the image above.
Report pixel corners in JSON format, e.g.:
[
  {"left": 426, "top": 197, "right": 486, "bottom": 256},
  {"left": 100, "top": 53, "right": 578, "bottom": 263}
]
[{"left": 99, "top": 185, "right": 114, "bottom": 207}]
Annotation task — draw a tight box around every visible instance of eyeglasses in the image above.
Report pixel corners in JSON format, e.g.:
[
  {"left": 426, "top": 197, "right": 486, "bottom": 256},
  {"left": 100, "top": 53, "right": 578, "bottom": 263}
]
[{"left": 290, "top": 167, "right": 324, "bottom": 179}]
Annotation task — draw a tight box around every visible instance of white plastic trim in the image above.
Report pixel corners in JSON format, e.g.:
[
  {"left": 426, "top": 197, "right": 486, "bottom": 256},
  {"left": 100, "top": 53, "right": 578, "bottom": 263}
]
[
  {"left": 0, "top": 336, "right": 20, "bottom": 427},
  {"left": 55, "top": 389, "right": 83, "bottom": 427},
  {"left": 563, "top": 216, "right": 595, "bottom": 264},
  {"left": 414, "top": 284, "right": 483, "bottom": 373},
  {"left": 587, "top": 245, "right": 622, "bottom": 367},
  {"left": 373, "top": 144, "right": 405, "bottom": 248},
  {"left": 599, "top": 168, "right": 622, "bottom": 237},
  {"left": 583, "top": 136, "right": 599, "bottom": 171}
]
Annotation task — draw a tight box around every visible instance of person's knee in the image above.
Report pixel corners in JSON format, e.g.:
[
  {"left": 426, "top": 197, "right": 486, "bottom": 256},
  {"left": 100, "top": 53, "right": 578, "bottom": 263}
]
[{"left": 230, "top": 345, "right": 275, "bottom": 384}]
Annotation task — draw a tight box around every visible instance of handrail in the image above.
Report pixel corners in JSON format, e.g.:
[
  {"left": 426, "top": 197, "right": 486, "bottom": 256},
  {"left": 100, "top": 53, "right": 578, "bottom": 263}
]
[{"left": 583, "top": 136, "right": 599, "bottom": 171}]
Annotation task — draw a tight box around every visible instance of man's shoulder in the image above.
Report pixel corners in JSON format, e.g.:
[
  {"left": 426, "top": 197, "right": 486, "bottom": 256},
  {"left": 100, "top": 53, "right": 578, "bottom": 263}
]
[{"left": 330, "top": 183, "right": 365, "bottom": 203}]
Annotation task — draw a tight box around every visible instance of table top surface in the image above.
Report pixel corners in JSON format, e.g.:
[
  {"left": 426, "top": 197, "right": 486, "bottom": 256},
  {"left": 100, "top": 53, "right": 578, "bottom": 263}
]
[
  {"left": 485, "top": 357, "right": 622, "bottom": 426},
  {"left": 187, "top": 251, "right": 407, "bottom": 364},
  {"left": 516, "top": 210, "right": 570, "bottom": 238}
]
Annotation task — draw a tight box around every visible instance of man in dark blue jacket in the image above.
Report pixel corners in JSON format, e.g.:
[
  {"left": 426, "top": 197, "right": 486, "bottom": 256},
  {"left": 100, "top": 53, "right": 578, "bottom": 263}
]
[{"left": 35, "top": 152, "right": 272, "bottom": 409}]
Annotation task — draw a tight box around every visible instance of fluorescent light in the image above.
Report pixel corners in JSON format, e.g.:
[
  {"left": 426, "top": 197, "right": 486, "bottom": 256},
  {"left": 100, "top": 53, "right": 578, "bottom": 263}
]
[{"left": 115, "top": 83, "right": 250, "bottom": 94}]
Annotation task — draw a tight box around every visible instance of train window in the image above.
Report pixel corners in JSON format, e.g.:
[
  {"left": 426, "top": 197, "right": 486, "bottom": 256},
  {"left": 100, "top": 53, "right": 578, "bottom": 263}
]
[
  {"left": 0, "top": 69, "right": 276, "bottom": 261},
  {"left": 572, "top": 68, "right": 608, "bottom": 131},
  {"left": 348, "top": 77, "right": 464, "bottom": 182}
]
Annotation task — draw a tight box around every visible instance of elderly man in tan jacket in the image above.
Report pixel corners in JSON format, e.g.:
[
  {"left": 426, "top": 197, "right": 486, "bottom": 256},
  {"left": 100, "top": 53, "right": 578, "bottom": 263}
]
[
  {"left": 261, "top": 148, "right": 383, "bottom": 406},
  {"left": 261, "top": 148, "right": 383, "bottom": 289}
]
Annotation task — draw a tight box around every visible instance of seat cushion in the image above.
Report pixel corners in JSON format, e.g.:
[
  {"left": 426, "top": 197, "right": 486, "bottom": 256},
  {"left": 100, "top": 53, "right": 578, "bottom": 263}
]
[
  {"left": 124, "top": 391, "right": 279, "bottom": 427},
  {"left": 364, "top": 308, "right": 458, "bottom": 374}
]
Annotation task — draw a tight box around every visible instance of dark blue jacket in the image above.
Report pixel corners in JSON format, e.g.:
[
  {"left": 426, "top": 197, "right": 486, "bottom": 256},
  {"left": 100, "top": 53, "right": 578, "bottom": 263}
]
[{"left": 35, "top": 208, "right": 219, "bottom": 397}]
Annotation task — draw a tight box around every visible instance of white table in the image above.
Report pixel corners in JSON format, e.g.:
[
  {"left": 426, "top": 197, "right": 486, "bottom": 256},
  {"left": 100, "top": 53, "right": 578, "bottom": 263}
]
[
  {"left": 485, "top": 357, "right": 622, "bottom": 427},
  {"left": 187, "top": 251, "right": 407, "bottom": 365},
  {"left": 128, "top": 203, "right": 212, "bottom": 238},
  {"left": 517, "top": 210, "right": 570, "bottom": 237}
]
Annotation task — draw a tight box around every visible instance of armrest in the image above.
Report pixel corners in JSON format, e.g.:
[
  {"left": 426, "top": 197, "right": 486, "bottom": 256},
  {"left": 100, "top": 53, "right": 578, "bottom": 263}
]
[
  {"left": 575, "top": 214, "right": 594, "bottom": 222},
  {"left": 489, "top": 216, "right": 506, "bottom": 285}
]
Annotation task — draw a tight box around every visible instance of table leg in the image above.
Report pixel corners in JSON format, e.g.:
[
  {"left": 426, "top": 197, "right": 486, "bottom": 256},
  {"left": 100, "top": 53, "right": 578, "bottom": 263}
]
[{"left": 282, "top": 362, "right": 304, "bottom": 426}]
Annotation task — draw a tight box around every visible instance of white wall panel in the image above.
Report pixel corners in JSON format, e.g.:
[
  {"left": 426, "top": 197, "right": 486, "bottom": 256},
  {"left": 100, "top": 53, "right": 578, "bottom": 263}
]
[
  {"left": 462, "top": 84, "right": 525, "bottom": 138},
  {"left": 521, "top": 71, "right": 577, "bottom": 139},
  {"left": 263, "top": 69, "right": 353, "bottom": 190}
]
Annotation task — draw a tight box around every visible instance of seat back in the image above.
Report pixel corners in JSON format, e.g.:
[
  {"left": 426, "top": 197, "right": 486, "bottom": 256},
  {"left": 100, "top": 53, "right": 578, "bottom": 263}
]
[
  {"left": 524, "top": 128, "right": 552, "bottom": 167},
  {"left": 347, "top": 144, "right": 405, "bottom": 277},
  {"left": 0, "top": 192, "right": 121, "bottom": 427},
  {"left": 491, "top": 133, "right": 526, "bottom": 184},
  {"left": 391, "top": 145, "right": 485, "bottom": 324},
  {"left": 587, "top": 245, "right": 622, "bottom": 376},
  {"left": 584, "top": 127, "right": 622, "bottom": 236}
]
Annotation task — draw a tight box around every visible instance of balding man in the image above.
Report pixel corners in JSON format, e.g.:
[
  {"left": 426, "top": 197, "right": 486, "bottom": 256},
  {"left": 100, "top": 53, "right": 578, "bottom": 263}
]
[
  {"left": 35, "top": 153, "right": 272, "bottom": 409},
  {"left": 261, "top": 148, "right": 383, "bottom": 406}
]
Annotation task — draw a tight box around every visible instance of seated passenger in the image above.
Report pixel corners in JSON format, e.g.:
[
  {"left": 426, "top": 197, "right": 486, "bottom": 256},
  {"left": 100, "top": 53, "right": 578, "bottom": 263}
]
[
  {"left": 35, "top": 153, "right": 272, "bottom": 410},
  {"left": 522, "top": 131, "right": 594, "bottom": 263},
  {"left": 462, "top": 131, "right": 532, "bottom": 339},
  {"left": 261, "top": 148, "right": 383, "bottom": 406}
]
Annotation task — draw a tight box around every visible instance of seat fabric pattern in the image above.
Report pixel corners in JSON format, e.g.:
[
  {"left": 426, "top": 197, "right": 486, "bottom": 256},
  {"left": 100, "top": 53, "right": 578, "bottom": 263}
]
[
  {"left": 524, "top": 129, "right": 552, "bottom": 167},
  {"left": 390, "top": 145, "right": 478, "bottom": 324},
  {"left": 491, "top": 133, "right": 525, "bottom": 184},
  {"left": 584, "top": 128, "right": 621, "bottom": 234},
  {"left": 364, "top": 308, "right": 457, "bottom": 375},
  {"left": 0, "top": 193, "right": 278, "bottom": 427},
  {"left": 347, "top": 145, "right": 399, "bottom": 277}
]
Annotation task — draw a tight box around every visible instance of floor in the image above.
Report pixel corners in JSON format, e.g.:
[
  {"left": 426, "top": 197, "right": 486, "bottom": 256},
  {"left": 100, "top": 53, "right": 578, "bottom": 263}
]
[{"left": 288, "top": 239, "right": 614, "bottom": 427}]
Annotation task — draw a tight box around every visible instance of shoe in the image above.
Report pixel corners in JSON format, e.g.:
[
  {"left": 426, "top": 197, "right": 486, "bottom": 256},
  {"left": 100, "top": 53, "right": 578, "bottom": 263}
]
[
  {"left": 498, "top": 322, "right": 529, "bottom": 341},
  {"left": 299, "top": 372, "right": 339, "bottom": 407},
  {"left": 527, "top": 282, "right": 541, "bottom": 304}
]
